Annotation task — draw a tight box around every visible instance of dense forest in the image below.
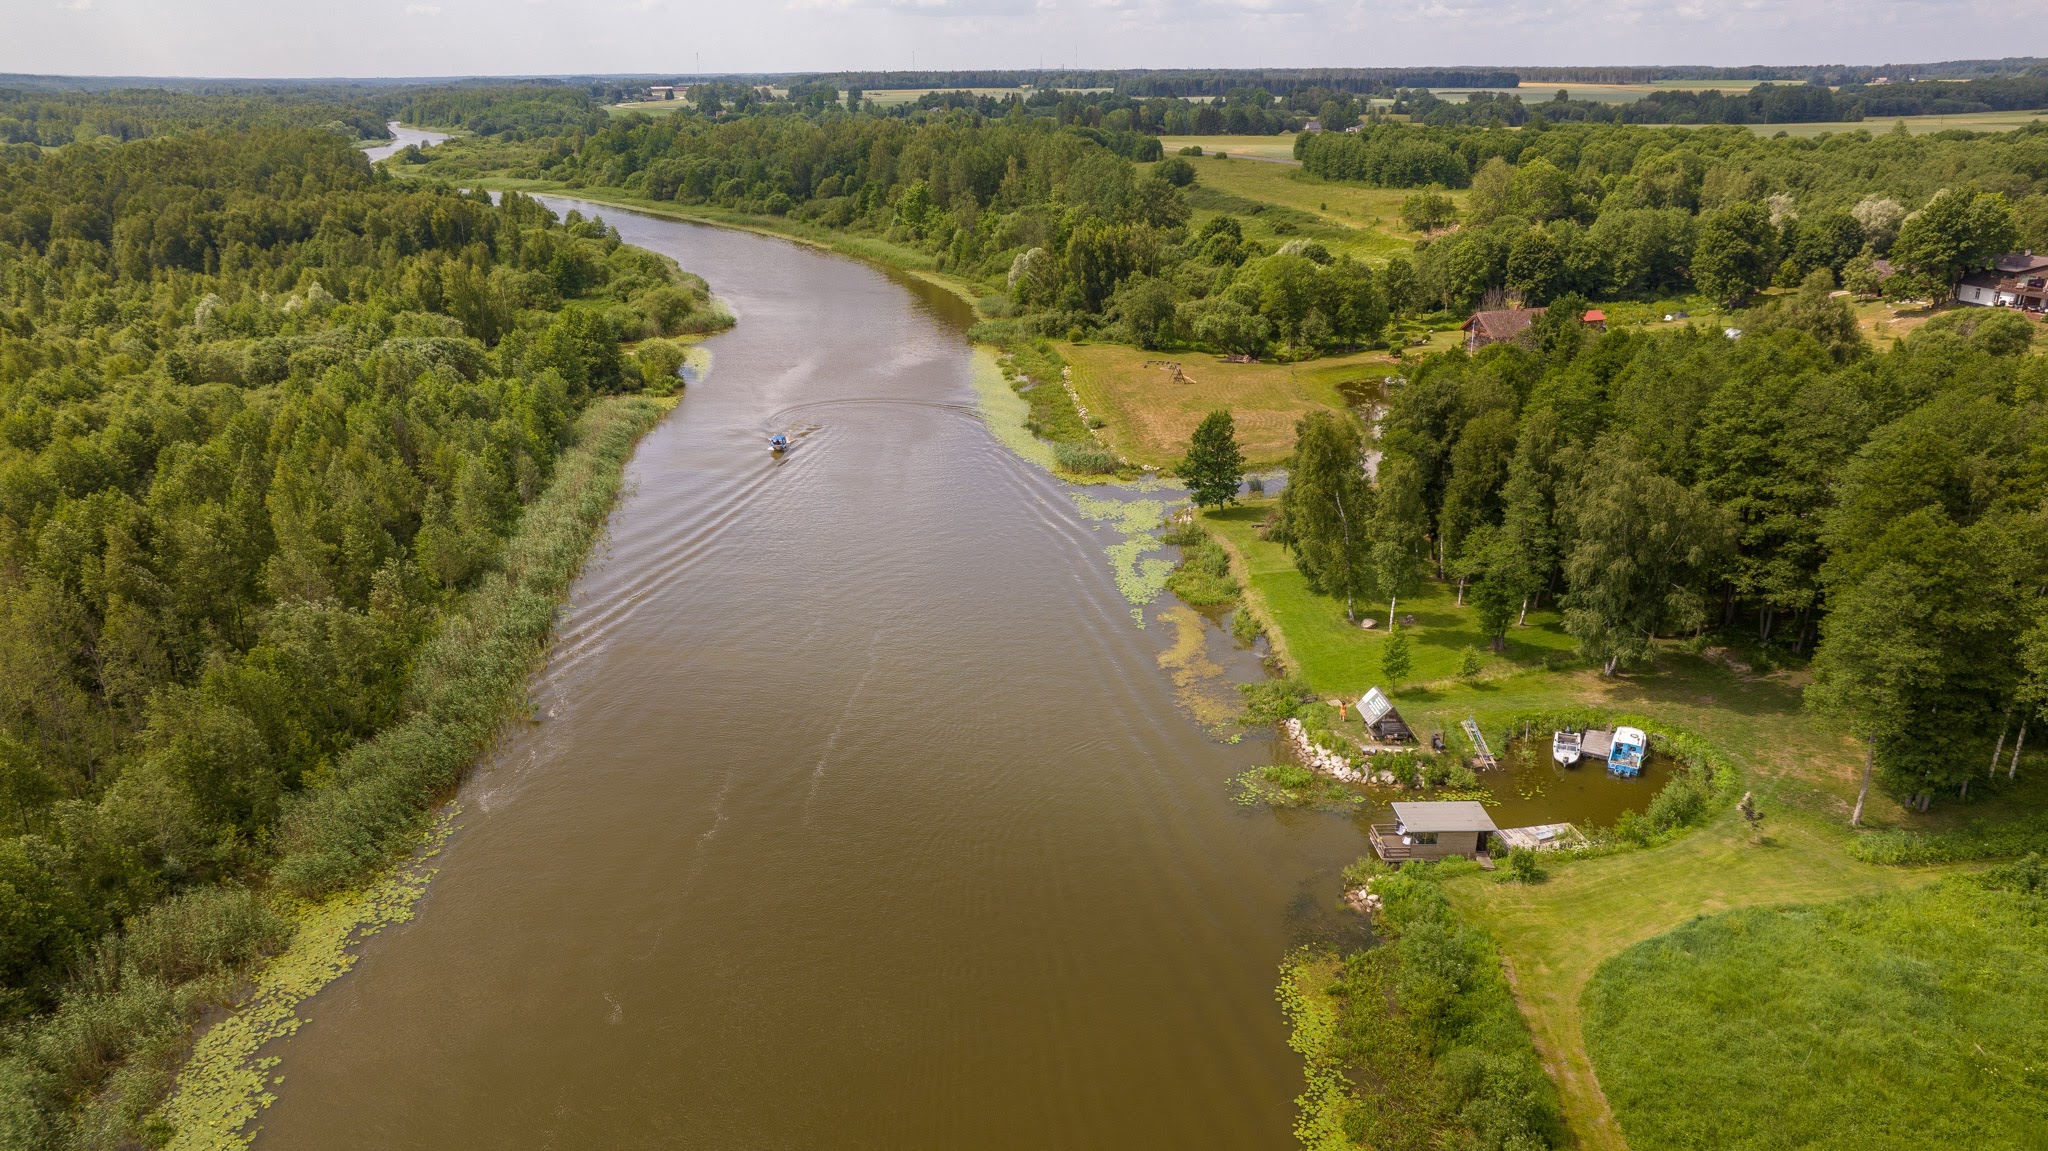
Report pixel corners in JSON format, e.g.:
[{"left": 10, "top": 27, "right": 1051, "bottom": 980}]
[
  {"left": 1304, "top": 120, "right": 2048, "bottom": 309},
  {"left": 0, "top": 88, "right": 393, "bottom": 147},
  {"left": 0, "top": 124, "right": 721, "bottom": 1146}
]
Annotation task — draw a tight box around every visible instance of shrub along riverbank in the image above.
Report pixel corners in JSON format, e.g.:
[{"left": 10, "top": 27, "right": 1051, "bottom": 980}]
[{"left": 1282, "top": 861, "right": 1563, "bottom": 1151}]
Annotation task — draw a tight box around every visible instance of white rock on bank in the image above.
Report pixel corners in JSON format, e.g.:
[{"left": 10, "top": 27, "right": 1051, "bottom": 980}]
[{"left": 1282, "top": 718, "right": 1367, "bottom": 783}]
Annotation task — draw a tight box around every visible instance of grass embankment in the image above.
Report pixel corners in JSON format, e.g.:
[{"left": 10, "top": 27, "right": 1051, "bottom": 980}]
[
  {"left": 1583, "top": 866, "right": 2048, "bottom": 1151},
  {"left": 153, "top": 393, "right": 675, "bottom": 1148}
]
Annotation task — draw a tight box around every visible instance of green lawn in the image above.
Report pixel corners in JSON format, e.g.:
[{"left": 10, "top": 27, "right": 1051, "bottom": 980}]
[
  {"left": 1582, "top": 877, "right": 2048, "bottom": 1151},
  {"left": 1442, "top": 814, "right": 1946, "bottom": 1151},
  {"left": 1203, "top": 500, "right": 1579, "bottom": 694}
]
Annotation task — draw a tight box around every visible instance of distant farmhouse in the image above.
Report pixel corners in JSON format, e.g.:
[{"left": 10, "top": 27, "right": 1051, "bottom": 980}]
[
  {"left": 1953, "top": 252, "right": 2048, "bottom": 311},
  {"left": 1461, "top": 306, "right": 1607, "bottom": 352}
]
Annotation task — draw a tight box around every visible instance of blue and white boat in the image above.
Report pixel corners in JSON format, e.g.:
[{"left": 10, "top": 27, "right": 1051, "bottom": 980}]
[{"left": 1608, "top": 726, "right": 1648, "bottom": 777}]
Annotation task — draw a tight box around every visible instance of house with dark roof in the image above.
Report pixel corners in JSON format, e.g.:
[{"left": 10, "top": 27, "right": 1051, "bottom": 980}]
[
  {"left": 1953, "top": 252, "right": 2048, "bottom": 310},
  {"left": 1369, "top": 801, "right": 1498, "bottom": 863}
]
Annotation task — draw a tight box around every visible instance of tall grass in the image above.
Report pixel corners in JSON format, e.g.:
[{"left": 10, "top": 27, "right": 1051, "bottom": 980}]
[
  {"left": 1284, "top": 863, "right": 1564, "bottom": 1151},
  {"left": 1584, "top": 877, "right": 2048, "bottom": 1150}
]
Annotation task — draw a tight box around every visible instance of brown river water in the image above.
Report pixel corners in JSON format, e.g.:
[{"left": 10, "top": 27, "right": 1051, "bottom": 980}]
[{"left": 250, "top": 202, "right": 1370, "bottom": 1150}]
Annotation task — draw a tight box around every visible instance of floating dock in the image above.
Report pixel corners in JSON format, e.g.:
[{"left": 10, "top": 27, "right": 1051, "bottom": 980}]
[{"left": 1496, "top": 823, "right": 1589, "bottom": 851}]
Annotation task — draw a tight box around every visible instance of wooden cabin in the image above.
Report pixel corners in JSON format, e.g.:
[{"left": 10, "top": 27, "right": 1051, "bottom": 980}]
[
  {"left": 1357, "top": 687, "right": 1413, "bottom": 743},
  {"left": 1369, "top": 801, "right": 1499, "bottom": 863}
]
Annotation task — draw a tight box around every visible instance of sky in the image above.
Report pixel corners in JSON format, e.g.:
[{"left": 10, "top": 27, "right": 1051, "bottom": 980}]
[{"left": 5, "top": 0, "right": 2039, "bottom": 79}]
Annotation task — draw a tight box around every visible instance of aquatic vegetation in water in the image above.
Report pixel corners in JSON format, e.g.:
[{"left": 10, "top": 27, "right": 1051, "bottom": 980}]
[
  {"left": 157, "top": 809, "right": 459, "bottom": 1151},
  {"left": 1072, "top": 493, "right": 1172, "bottom": 622},
  {"left": 1156, "top": 604, "right": 1242, "bottom": 732},
  {"left": 1230, "top": 765, "right": 1366, "bottom": 809},
  {"left": 967, "top": 347, "right": 1059, "bottom": 470}
]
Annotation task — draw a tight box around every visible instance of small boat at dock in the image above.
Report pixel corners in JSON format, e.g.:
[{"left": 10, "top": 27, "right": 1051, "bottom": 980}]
[
  {"left": 1608, "top": 726, "right": 1648, "bottom": 777},
  {"left": 1552, "top": 730, "right": 1582, "bottom": 767}
]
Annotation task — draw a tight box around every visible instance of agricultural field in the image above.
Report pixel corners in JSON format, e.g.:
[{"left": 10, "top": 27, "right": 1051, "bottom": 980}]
[
  {"left": 1154, "top": 153, "right": 1458, "bottom": 263},
  {"left": 607, "top": 98, "right": 690, "bottom": 115},
  {"left": 1737, "top": 109, "right": 2048, "bottom": 136},
  {"left": 1157, "top": 134, "right": 1300, "bottom": 162},
  {"left": 860, "top": 86, "right": 1042, "bottom": 105},
  {"left": 1428, "top": 80, "right": 1769, "bottom": 103},
  {"left": 1063, "top": 345, "right": 1392, "bottom": 467}
]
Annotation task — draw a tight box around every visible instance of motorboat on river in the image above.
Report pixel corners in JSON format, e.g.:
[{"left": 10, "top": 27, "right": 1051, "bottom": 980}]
[{"left": 768, "top": 433, "right": 790, "bottom": 453}]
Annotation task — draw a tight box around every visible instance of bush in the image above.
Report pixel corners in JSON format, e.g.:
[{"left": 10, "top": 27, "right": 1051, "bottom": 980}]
[
  {"left": 1164, "top": 531, "right": 1240, "bottom": 606},
  {"left": 118, "top": 888, "right": 291, "bottom": 988},
  {"left": 1504, "top": 848, "right": 1546, "bottom": 884},
  {"left": 1643, "top": 770, "right": 1712, "bottom": 832}
]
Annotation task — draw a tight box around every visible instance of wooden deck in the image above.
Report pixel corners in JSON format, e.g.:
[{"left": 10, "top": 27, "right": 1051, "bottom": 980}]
[{"left": 1369, "top": 823, "right": 1413, "bottom": 861}]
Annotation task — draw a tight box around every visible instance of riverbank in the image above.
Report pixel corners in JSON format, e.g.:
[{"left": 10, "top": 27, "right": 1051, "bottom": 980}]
[
  {"left": 426, "top": 175, "right": 995, "bottom": 314},
  {"left": 147, "top": 391, "right": 681, "bottom": 1148}
]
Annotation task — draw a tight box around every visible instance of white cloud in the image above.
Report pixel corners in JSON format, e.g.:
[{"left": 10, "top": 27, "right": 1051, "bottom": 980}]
[
  {"left": 60, "top": 0, "right": 93, "bottom": 10},
  {"left": 403, "top": 3, "right": 441, "bottom": 14}
]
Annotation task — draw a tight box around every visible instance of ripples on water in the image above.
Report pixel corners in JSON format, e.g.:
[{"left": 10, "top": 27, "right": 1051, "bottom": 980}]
[{"left": 251, "top": 201, "right": 1367, "bottom": 1151}]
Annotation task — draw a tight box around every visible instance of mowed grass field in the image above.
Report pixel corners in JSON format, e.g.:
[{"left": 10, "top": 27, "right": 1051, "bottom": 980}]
[
  {"left": 1062, "top": 345, "right": 1390, "bottom": 467},
  {"left": 1581, "top": 879, "right": 2048, "bottom": 1151}
]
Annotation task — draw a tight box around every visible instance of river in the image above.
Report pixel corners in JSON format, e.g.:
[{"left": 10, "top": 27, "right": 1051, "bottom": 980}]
[
  {"left": 251, "top": 201, "right": 1367, "bottom": 1150},
  {"left": 362, "top": 121, "right": 451, "bottom": 163}
]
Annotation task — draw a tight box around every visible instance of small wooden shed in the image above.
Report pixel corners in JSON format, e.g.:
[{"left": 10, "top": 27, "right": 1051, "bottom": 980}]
[
  {"left": 1357, "top": 687, "right": 1413, "bottom": 743},
  {"left": 1370, "top": 801, "right": 1499, "bottom": 863}
]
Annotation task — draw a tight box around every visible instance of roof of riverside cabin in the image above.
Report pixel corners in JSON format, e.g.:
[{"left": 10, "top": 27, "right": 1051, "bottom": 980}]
[
  {"left": 1359, "top": 686, "right": 1396, "bottom": 725},
  {"left": 1392, "top": 801, "right": 1498, "bottom": 833}
]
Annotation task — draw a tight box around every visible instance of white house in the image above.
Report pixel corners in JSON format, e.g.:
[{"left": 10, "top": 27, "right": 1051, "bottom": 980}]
[{"left": 1953, "top": 252, "right": 2048, "bottom": 309}]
